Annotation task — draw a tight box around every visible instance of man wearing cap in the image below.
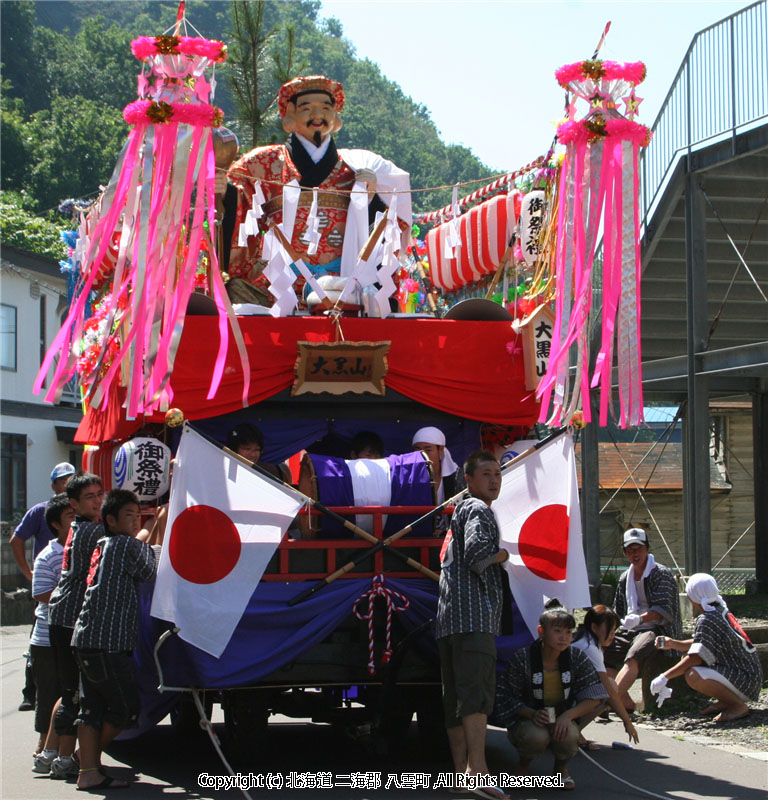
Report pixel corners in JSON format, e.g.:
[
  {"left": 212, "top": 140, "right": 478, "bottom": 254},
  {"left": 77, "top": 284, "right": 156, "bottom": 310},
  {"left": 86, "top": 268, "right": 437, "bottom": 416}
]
[
  {"left": 604, "top": 527, "right": 682, "bottom": 711},
  {"left": 9, "top": 462, "right": 76, "bottom": 712},
  {"left": 225, "top": 74, "right": 411, "bottom": 297},
  {"left": 9, "top": 463, "right": 76, "bottom": 583}
]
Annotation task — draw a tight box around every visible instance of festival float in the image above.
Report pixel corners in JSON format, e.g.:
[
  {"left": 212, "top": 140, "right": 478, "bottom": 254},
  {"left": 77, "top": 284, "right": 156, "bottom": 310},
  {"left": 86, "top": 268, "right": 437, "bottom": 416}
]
[{"left": 37, "top": 4, "right": 650, "bottom": 762}]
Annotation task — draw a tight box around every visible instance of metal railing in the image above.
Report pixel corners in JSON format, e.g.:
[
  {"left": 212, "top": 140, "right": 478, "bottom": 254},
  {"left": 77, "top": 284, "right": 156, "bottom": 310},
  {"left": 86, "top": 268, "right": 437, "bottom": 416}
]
[
  {"left": 640, "top": 1, "right": 768, "bottom": 225},
  {"left": 600, "top": 565, "right": 755, "bottom": 592}
]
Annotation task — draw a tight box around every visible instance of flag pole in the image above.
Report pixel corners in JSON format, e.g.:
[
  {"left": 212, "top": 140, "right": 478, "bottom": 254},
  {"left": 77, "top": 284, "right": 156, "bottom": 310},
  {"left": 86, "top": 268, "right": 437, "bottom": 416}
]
[
  {"left": 183, "top": 424, "right": 439, "bottom": 581},
  {"left": 289, "top": 427, "right": 568, "bottom": 605}
]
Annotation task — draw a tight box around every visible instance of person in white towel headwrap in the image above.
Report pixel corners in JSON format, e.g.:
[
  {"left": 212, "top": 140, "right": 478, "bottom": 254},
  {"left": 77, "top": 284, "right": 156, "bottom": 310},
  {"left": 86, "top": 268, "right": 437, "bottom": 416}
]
[
  {"left": 603, "top": 527, "right": 682, "bottom": 712},
  {"left": 411, "top": 427, "right": 466, "bottom": 512},
  {"left": 652, "top": 573, "right": 762, "bottom": 722}
]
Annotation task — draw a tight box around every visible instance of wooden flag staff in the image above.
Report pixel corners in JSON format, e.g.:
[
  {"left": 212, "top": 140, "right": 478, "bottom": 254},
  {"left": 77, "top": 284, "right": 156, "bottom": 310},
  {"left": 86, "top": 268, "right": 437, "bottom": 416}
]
[
  {"left": 216, "top": 443, "right": 439, "bottom": 583},
  {"left": 289, "top": 427, "right": 567, "bottom": 605}
]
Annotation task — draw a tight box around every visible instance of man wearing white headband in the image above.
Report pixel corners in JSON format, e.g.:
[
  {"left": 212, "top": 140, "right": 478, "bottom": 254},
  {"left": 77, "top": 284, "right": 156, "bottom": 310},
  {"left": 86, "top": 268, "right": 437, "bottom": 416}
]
[
  {"left": 603, "top": 527, "right": 682, "bottom": 712},
  {"left": 412, "top": 427, "right": 466, "bottom": 510},
  {"left": 652, "top": 573, "right": 762, "bottom": 722}
]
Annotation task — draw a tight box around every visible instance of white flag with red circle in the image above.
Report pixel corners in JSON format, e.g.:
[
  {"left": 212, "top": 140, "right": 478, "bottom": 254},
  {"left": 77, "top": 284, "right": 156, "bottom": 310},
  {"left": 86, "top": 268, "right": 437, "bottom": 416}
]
[
  {"left": 150, "top": 426, "right": 305, "bottom": 657},
  {"left": 493, "top": 433, "right": 590, "bottom": 638}
]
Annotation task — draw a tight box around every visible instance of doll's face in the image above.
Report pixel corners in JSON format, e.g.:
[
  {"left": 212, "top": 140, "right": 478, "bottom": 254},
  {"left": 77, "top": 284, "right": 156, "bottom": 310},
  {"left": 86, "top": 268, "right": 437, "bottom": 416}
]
[{"left": 283, "top": 92, "right": 340, "bottom": 143}]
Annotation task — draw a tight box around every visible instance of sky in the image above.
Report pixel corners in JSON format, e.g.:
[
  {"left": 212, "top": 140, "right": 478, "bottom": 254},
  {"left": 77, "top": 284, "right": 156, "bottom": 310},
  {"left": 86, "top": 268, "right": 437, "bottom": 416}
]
[{"left": 319, "top": 0, "right": 751, "bottom": 172}]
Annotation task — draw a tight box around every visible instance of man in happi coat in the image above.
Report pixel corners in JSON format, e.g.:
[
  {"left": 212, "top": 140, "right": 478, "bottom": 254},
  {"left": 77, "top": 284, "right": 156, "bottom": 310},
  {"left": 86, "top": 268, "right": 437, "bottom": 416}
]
[
  {"left": 223, "top": 75, "right": 411, "bottom": 300},
  {"left": 603, "top": 527, "right": 682, "bottom": 711}
]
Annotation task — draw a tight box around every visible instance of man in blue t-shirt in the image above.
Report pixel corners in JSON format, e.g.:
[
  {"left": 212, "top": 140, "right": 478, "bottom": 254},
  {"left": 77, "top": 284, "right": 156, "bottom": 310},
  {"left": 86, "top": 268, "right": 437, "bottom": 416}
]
[{"left": 10, "top": 463, "right": 76, "bottom": 582}]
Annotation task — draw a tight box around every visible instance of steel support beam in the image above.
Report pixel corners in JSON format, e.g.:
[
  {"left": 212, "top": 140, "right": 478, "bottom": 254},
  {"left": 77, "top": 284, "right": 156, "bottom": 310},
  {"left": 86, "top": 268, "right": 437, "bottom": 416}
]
[
  {"left": 581, "top": 393, "right": 601, "bottom": 586},
  {"left": 639, "top": 342, "right": 768, "bottom": 383},
  {"left": 754, "top": 391, "right": 768, "bottom": 591},
  {"left": 682, "top": 174, "right": 711, "bottom": 574}
]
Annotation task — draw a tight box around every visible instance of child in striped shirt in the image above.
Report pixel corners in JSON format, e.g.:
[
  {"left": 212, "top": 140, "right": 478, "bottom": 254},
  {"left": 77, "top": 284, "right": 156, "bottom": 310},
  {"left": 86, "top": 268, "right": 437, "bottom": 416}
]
[{"left": 30, "top": 494, "right": 75, "bottom": 774}]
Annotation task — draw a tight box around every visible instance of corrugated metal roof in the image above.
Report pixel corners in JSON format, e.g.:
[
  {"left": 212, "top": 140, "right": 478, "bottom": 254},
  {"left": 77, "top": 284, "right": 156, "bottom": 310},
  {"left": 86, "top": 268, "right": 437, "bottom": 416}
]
[{"left": 575, "top": 442, "right": 730, "bottom": 491}]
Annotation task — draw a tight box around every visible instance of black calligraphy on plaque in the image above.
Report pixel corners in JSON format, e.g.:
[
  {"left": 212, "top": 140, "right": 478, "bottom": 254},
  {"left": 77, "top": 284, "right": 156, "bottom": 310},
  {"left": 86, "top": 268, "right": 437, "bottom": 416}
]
[
  {"left": 293, "top": 340, "right": 390, "bottom": 396},
  {"left": 308, "top": 354, "right": 373, "bottom": 380},
  {"left": 534, "top": 318, "right": 553, "bottom": 379},
  {"left": 525, "top": 193, "right": 545, "bottom": 257}
]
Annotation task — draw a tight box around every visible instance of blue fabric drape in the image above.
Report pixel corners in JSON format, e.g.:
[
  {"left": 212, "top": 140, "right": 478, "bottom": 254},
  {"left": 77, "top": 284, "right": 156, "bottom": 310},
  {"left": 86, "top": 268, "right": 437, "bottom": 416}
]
[{"left": 128, "top": 576, "right": 533, "bottom": 738}]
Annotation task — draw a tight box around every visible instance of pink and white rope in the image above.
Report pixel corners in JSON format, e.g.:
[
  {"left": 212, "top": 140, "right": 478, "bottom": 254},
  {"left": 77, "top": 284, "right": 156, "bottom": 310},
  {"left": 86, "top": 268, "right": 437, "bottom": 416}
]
[{"left": 352, "top": 574, "right": 410, "bottom": 675}]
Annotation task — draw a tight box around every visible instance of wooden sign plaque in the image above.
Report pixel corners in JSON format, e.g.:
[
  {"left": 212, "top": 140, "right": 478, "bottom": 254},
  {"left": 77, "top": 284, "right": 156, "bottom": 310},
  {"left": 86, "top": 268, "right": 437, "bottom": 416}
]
[
  {"left": 292, "top": 340, "right": 391, "bottom": 396},
  {"left": 520, "top": 304, "right": 556, "bottom": 391}
]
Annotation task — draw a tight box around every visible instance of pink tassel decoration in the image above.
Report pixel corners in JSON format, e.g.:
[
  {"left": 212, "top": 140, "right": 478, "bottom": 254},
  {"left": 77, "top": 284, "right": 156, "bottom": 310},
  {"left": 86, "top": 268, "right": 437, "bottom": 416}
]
[
  {"left": 34, "top": 24, "right": 249, "bottom": 419},
  {"left": 538, "top": 59, "right": 651, "bottom": 429}
]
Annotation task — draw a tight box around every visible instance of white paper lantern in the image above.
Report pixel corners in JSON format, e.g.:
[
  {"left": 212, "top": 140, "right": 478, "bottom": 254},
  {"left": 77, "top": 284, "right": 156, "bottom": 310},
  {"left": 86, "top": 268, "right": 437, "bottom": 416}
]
[
  {"left": 500, "top": 439, "right": 540, "bottom": 466},
  {"left": 112, "top": 437, "right": 171, "bottom": 501},
  {"left": 519, "top": 190, "right": 546, "bottom": 266}
]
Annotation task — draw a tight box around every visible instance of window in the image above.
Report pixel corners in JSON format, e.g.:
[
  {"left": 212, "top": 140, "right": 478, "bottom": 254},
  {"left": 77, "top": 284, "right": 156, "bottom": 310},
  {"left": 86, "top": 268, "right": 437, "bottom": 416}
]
[
  {"left": 711, "top": 414, "right": 730, "bottom": 482},
  {"left": 69, "top": 447, "right": 83, "bottom": 472},
  {"left": 1, "top": 304, "right": 17, "bottom": 371},
  {"left": 39, "top": 294, "right": 47, "bottom": 367},
  {"left": 1, "top": 433, "right": 27, "bottom": 521}
]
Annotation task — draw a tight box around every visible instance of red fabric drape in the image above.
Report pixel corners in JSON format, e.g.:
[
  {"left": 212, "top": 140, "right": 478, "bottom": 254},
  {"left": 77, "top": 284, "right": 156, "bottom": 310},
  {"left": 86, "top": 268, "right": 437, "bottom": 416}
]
[{"left": 75, "top": 317, "right": 539, "bottom": 443}]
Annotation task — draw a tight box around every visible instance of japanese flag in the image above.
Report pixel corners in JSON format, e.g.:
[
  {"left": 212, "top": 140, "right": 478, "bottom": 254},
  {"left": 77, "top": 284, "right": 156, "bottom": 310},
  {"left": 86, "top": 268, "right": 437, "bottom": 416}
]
[
  {"left": 494, "top": 433, "right": 590, "bottom": 638},
  {"left": 150, "top": 426, "right": 305, "bottom": 657}
]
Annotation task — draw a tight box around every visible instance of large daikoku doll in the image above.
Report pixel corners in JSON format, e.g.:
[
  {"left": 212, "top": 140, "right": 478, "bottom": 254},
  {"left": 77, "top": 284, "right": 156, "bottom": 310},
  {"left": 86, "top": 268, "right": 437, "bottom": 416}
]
[{"left": 224, "top": 75, "right": 412, "bottom": 303}]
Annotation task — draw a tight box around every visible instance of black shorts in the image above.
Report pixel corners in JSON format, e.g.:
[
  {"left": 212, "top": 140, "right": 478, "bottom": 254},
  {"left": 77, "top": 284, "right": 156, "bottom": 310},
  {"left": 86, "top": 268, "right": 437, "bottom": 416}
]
[
  {"left": 438, "top": 632, "right": 497, "bottom": 728},
  {"left": 48, "top": 624, "right": 80, "bottom": 736},
  {"left": 29, "top": 644, "right": 59, "bottom": 735},
  {"left": 75, "top": 649, "right": 140, "bottom": 732},
  {"left": 603, "top": 629, "right": 659, "bottom": 671}
]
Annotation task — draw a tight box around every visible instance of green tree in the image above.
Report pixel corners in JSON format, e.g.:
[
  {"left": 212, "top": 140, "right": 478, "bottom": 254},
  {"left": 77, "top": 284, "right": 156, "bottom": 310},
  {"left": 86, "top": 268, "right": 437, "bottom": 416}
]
[
  {"left": 24, "top": 95, "right": 126, "bottom": 213},
  {"left": 33, "top": 18, "right": 138, "bottom": 111},
  {"left": 0, "top": 93, "right": 31, "bottom": 194},
  {"left": 0, "top": 191, "right": 67, "bottom": 259},
  {"left": 227, "top": 0, "right": 303, "bottom": 147},
  {"left": 2, "top": 0, "right": 493, "bottom": 215},
  {"left": 0, "top": 1, "right": 47, "bottom": 112}
]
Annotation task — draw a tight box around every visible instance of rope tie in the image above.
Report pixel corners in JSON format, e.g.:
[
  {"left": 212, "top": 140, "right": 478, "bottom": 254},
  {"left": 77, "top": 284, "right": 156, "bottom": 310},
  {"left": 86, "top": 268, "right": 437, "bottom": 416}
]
[{"left": 352, "top": 574, "right": 410, "bottom": 675}]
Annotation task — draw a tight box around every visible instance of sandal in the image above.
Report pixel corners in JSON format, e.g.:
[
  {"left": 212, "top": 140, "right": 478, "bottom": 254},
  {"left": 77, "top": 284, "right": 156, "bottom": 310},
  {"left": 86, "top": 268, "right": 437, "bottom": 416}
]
[
  {"left": 560, "top": 776, "right": 575, "bottom": 790},
  {"left": 77, "top": 774, "right": 129, "bottom": 792},
  {"left": 714, "top": 709, "right": 750, "bottom": 724},
  {"left": 468, "top": 786, "right": 509, "bottom": 800}
]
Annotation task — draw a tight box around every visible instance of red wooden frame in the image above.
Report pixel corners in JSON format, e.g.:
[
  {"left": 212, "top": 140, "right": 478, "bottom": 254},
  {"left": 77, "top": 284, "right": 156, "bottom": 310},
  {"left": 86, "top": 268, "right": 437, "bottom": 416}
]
[{"left": 264, "top": 505, "right": 452, "bottom": 581}]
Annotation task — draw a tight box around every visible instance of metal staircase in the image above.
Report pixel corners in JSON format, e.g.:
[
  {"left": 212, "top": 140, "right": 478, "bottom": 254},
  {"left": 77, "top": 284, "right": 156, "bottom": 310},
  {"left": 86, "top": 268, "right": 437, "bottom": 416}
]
[
  {"left": 638, "top": 0, "right": 768, "bottom": 580},
  {"left": 581, "top": 2, "right": 768, "bottom": 584},
  {"left": 638, "top": 0, "right": 767, "bottom": 378}
]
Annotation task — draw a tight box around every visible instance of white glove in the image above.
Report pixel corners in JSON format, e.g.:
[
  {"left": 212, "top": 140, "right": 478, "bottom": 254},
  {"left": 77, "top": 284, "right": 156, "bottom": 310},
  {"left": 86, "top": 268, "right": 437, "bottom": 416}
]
[
  {"left": 650, "top": 674, "right": 673, "bottom": 707},
  {"left": 622, "top": 613, "right": 643, "bottom": 630}
]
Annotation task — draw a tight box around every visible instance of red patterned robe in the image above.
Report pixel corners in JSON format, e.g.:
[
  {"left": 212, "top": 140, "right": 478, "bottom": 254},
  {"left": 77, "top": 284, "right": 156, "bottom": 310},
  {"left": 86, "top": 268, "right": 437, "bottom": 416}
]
[{"left": 227, "top": 136, "right": 359, "bottom": 293}]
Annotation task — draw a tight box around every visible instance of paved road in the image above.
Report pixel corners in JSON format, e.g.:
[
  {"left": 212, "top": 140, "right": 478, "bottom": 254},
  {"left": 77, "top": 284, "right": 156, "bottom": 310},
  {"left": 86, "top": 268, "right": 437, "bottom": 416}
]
[{"left": 2, "top": 625, "right": 765, "bottom": 799}]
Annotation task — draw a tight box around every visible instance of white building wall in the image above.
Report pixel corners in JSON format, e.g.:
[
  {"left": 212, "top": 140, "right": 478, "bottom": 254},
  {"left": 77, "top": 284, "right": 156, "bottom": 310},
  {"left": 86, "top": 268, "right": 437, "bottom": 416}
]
[{"left": 1, "top": 259, "right": 82, "bottom": 513}]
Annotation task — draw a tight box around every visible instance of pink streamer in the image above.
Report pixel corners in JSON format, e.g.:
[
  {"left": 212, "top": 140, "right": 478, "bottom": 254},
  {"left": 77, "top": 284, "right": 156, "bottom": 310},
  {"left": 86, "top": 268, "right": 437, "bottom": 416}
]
[{"left": 34, "top": 128, "right": 144, "bottom": 399}]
